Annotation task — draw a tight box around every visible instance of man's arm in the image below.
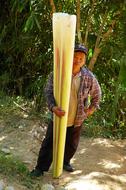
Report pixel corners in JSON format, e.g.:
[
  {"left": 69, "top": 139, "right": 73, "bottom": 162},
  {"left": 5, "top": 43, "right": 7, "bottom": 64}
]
[
  {"left": 44, "top": 72, "right": 65, "bottom": 117},
  {"left": 86, "top": 76, "right": 101, "bottom": 116},
  {"left": 44, "top": 72, "right": 56, "bottom": 111}
]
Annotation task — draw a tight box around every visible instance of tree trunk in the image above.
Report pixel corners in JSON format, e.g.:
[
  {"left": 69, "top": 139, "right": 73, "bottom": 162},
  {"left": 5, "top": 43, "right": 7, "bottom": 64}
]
[
  {"left": 88, "top": 11, "right": 108, "bottom": 70},
  {"left": 76, "top": 0, "right": 82, "bottom": 43},
  {"left": 84, "top": 0, "right": 96, "bottom": 46},
  {"left": 88, "top": 47, "right": 101, "bottom": 71},
  {"left": 88, "top": 10, "right": 116, "bottom": 71},
  {"left": 49, "top": 0, "right": 56, "bottom": 15}
]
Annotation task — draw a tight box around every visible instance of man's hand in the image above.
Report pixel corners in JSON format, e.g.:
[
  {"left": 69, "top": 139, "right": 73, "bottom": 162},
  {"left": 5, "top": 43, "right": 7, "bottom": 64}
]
[
  {"left": 85, "top": 107, "right": 95, "bottom": 117},
  {"left": 52, "top": 106, "right": 65, "bottom": 117}
]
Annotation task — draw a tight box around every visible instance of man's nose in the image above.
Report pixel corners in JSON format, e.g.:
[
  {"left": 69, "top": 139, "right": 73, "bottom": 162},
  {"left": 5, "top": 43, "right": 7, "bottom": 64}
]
[{"left": 76, "top": 60, "right": 81, "bottom": 64}]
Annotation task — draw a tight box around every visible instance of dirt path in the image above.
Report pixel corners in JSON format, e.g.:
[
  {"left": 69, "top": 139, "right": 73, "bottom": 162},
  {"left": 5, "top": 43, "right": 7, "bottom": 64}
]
[{"left": 0, "top": 118, "right": 126, "bottom": 190}]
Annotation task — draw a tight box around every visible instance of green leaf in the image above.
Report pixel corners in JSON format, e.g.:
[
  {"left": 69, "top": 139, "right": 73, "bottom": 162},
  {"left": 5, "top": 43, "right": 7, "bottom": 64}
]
[
  {"left": 88, "top": 48, "right": 93, "bottom": 60},
  {"left": 23, "top": 15, "right": 34, "bottom": 32},
  {"left": 33, "top": 14, "right": 41, "bottom": 31}
]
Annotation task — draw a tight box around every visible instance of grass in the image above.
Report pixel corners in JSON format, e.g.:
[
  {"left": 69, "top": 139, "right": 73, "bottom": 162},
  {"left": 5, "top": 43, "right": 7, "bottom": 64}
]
[
  {"left": 0, "top": 151, "right": 50, "bottom": 190},
  {"left": 0, "top": 151, "right": 35, "bottom": 189}
]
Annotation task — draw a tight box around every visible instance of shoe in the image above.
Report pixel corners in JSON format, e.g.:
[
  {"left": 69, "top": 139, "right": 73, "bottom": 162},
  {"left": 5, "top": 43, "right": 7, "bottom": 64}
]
[
  {"left": 30, "top": 169, "right": 43, "bottom": 177},
  {"left": 63, "top": 163, "right": 74, "bottom": 172}
]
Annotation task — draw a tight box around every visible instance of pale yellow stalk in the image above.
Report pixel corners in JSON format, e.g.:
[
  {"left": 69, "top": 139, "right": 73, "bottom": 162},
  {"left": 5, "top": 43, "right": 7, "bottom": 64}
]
[{"left": 53, "top": 13, "right": 76, "bottom": 178}]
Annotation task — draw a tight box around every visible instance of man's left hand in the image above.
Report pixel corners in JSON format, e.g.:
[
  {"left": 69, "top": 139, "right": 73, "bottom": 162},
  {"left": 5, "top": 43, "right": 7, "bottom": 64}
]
[{"left": 85, "top": 107, "right": 95, "bottom": 117}]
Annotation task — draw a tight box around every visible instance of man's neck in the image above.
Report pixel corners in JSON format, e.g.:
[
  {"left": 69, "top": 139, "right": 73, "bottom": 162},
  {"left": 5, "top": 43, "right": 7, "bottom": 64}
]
[{"left": 72, "top": 71, "right": 81, "bottom": 77}]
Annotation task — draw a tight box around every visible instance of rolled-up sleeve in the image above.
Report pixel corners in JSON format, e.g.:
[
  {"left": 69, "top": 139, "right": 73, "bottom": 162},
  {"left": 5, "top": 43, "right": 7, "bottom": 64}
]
[
  {"left": 89, "top": 76, "right": 101, "bottom": 109},
  {"left": 44, "top": 72, "right": 56, "bottom": 111}
]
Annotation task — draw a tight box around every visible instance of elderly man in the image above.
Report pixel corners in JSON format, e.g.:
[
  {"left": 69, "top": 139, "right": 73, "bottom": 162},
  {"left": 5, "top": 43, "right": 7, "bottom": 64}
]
[{"left": 30, "top": 44, "right": 101, "bottom": 177}]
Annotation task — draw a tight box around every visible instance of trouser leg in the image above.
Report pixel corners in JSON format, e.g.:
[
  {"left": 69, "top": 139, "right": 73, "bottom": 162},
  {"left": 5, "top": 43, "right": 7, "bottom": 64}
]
[
  {"left": 35, "top": 121, "right": 81, "bottom": 171},
  {"left": 36, "top": 120, "right": 53, "bottom": 172},
  {"left": 64, "top": 126, "right": 82, "bottom": 164}
]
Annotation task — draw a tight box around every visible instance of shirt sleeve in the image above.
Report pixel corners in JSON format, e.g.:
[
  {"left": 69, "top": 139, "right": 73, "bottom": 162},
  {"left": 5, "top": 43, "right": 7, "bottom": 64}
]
[
  {"left": 44, "top": 72, "right": 56, "bottom": 111},
  {"left": 89, "top": 76, "right": 101, "bottom": 110}
]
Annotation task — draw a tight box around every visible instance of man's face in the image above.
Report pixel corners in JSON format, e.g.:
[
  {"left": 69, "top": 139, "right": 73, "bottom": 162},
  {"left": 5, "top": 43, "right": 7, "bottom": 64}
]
[{"left": 72, "top": 51, "right": 86, "bottom": 75}]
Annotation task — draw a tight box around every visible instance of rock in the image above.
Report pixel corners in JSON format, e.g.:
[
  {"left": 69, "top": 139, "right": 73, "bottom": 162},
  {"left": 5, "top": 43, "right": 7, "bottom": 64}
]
[
  {"left": 1, "top": 148, "right": 11, "bottom": 154},
  {"left": 56, "top": 187, "right": 67, "bottom": 190},
  {"left": 42, "top": 184, "right": 55, "bottom": 190},
  {"left": 5, "top": 186, "right": 15, "bottom": 190},
  {"left": 0, "top": 180, "right": 5, "bottom": 190}
]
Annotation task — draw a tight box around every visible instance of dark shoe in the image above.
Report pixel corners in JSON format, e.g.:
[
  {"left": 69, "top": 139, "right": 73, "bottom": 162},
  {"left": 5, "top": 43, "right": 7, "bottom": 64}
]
[
  {"left": 30, "top": 169, "right": 43, "bottom": 177},
  {"left": 63, "top": 163, "right": 74, "bottom": 172}
]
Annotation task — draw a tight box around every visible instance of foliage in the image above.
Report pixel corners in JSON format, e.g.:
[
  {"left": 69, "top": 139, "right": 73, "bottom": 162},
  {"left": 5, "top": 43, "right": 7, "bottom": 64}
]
[
  {"left": 0, "top": 151, "right": 34, "bottom": 189},
  {"left": 84, "top": 54, "right": 126, "bottom": 139},
  {"left": 0, "top": 0, "right": 52, "bottom": 104}
]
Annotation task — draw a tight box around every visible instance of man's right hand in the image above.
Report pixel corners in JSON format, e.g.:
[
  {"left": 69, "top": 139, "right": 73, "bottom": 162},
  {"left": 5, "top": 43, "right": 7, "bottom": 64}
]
[{"left": 52, "top": 106, "right": 65, "bottom": 117}]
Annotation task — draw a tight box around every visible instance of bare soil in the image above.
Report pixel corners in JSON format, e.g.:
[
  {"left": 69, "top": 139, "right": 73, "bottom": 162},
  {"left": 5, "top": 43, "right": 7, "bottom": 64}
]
[{"left": 0, "top": 116, "right": 126, "bottom": 190}]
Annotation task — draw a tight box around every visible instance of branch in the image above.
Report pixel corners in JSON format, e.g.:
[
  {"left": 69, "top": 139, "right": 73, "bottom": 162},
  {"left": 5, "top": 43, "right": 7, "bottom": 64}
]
[
  {"left": 13, "top": 101, "right": 29, "bottom": 113},
  {"left": 94, "top": 11, "right": 108, "bottom": 48},
  {"left": 76, "top": 0, "right": 82, "bottom": 43},
  {"left": 88, "top": 11, "right": 108, "bottom": 71},
  {"left": 49, "top": 0, "right": 56, "bottom": 15},
  {"left": 88, "top": 7, "right": 120, "bottom": 71},
  {"left": 88, "top": 47, "right": 101, "bottom": 71},
  {"left": 84, "top": 0, "right": 96, "bottom": 46},
  {"left": 88, "top": 19, "right": 116, "bottom": 71},
  {"left": 101, "top": 20, "right": 116, "bottom": 41}
]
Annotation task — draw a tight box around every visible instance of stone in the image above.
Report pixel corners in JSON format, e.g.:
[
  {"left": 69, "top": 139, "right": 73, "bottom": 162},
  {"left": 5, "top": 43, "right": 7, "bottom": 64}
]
[
  {"left": 56, "top": 187, "right": 67, "bottom": 190},
  {"left": 0, "top": 180, "right": 5, "bottom": 190},
  {"left": 5, "top": 186, "right": 15, "bottom": 190},
  {"left": 1, "top": 148, "right": 11, "bottom": 154},
  {"left": 42, "top": 184, "right": 55, "bottom": 190}
]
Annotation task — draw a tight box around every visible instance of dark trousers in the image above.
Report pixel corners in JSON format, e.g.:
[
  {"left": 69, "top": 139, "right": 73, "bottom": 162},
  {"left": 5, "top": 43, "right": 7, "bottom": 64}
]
[{"left": 36, "top": 120, "right": 81, "bottom": 172}]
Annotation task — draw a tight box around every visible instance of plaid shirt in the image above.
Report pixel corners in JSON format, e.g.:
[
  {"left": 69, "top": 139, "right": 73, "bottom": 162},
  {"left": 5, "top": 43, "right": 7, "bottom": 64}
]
[{"left": 44, "top": 67, "right": 101, "bottom": 127}]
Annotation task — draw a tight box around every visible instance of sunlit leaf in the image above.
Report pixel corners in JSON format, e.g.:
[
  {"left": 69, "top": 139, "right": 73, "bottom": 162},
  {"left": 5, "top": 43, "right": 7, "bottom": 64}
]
[{"left": 23, "top": 15, "right": 34, "bottom": 32}]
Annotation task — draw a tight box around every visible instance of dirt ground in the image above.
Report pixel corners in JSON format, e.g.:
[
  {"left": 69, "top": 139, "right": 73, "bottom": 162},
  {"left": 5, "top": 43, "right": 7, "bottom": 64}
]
[{"left": 0, "top": 117, "right": 126, "bottom": 190}]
